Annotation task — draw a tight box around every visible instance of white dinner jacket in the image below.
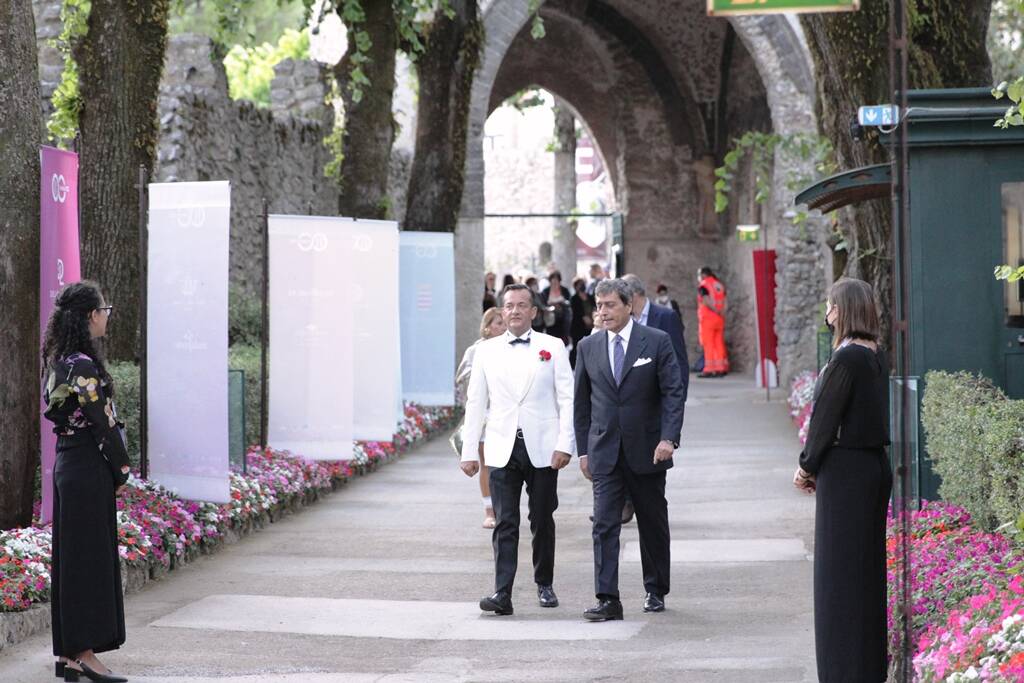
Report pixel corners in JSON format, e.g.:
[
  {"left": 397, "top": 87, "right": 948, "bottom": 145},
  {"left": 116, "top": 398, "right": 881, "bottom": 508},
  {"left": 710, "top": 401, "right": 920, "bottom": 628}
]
[{"left": 460, "top": 331, "right": 576, "bottom": 468}]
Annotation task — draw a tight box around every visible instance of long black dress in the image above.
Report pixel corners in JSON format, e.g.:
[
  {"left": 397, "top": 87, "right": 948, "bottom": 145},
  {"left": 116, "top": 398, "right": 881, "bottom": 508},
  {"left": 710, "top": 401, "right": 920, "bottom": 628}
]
[
  {"left": 799, "top": 343, "right": 892, "bottom": 683},
  {"left": 44, "top": 353, "right": 130, "bottom": 658}
]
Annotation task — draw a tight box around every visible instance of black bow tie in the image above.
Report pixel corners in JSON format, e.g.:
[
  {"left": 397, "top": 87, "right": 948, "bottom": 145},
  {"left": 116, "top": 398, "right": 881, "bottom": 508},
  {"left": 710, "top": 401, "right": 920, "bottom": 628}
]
[{"left": 509, "top": 337, "right": 530, "bottom": 346}]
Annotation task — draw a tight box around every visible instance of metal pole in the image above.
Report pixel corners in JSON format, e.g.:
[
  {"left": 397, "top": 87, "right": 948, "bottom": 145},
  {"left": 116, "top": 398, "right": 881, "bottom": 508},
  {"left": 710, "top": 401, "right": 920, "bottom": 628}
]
[
  {"left": 259, "top": 199, "right": 270, "bottom": 450},
  {"left": 890, "top": 0, "right": 913, "bottom": 679},
  {"left": 137, "top": 165, "right": 150, "bottom": 479}
]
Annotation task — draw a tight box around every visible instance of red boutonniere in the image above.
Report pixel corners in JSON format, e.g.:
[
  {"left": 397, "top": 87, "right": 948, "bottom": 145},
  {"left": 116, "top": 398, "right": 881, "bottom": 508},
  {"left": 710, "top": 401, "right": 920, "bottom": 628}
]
[{"left": 539, "top": 349, "right": 552, "bottom": 362}]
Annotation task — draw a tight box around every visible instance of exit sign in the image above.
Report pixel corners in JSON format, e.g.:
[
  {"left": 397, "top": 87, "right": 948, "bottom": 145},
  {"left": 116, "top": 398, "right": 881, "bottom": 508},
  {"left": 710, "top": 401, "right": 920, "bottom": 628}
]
[{"left": 708, "top": 0, "right": 859, "bottom": 15}]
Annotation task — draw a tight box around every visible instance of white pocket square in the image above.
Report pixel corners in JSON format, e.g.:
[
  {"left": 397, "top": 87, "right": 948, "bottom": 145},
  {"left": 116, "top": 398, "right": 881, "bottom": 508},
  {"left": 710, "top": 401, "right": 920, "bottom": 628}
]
[{"left": 632, "top": 357, "right": 653, "bottom": 368}]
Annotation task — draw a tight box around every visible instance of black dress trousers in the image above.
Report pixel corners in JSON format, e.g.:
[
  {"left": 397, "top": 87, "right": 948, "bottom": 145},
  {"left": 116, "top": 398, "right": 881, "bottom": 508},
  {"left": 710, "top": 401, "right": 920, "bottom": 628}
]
[
  {"left": 813, "top": 446, "right": 891, "bottom": 682},
  {"left": 592, "top": 446, "right": 670, "bottom": 600},
  {"left": 51, "top": 441, "right": 126, "bottom": 657},
  {"left": 488, "top": 435, "right": 559, "bottom": 594}
]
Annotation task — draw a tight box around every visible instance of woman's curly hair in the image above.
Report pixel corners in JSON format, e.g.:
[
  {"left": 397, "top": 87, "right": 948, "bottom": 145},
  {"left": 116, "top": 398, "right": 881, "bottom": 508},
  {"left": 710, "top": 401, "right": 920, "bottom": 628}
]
[{"left": 41, "top": 281, "right": 112, "bottom": 389}]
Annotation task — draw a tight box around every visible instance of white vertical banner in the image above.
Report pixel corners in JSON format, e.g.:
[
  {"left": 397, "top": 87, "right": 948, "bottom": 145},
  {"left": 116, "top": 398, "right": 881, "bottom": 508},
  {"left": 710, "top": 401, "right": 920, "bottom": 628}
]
[
  {"left": 344, "top": 219, "right": 401, "bottom": 440},
  {"left": 268, "top": 215, "right": 354, "bottom": 459},
  {"left": 147, "top": 181, "right": 231, "bottom": 503},
  {"left": 399, "top": 232, "right": 455, "bottom": 405}
]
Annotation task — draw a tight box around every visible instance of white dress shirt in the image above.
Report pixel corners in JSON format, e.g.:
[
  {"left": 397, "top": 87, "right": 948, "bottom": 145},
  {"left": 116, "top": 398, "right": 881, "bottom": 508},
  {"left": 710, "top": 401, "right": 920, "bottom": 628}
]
[
  {"left": 636, "top": 298, "right": 651, "bottom": 326},
  {"left": 607, "top": 318, "right": 634, "bottom": 374}
]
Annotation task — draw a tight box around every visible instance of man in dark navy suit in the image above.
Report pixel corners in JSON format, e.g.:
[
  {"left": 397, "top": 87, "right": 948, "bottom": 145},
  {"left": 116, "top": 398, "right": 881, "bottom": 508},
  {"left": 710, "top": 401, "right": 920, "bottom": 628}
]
[
  {"left": 623, "top": 274, "right": 689, "bottom": 401},
  {"left": 574, "top": 278, "right": 685, "bottom": 621}
]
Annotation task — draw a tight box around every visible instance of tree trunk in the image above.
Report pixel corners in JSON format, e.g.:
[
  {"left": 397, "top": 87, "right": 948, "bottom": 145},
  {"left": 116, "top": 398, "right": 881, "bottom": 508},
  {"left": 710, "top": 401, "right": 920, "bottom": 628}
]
[
  {"left": 76, "top": 0, "right": 169, "bottom": 361},
  {"left": 403, "top": 0, "right": 483, "bottom": 231},
  {"left": 800, "top": 1, "right": 992, "bottom": 344},
  {"left": 552, "top": 101, "right": 577, "bottom": 278},
  {"left": 0, "top": 0, "right": 43, "bottom": 529},
  {"left": 335, "top": 0, "right": 398, "bottom": 219}
]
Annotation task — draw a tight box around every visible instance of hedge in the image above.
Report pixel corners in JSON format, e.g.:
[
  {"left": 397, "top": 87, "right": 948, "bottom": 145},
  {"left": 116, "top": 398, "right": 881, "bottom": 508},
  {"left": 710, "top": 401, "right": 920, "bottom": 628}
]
[{"left": 921, "top": 371, "right": 1024, "bottom": 530}]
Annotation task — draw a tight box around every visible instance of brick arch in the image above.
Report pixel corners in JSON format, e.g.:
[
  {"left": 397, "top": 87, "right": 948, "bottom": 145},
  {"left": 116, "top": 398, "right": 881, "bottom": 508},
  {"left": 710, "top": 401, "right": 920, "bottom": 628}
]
[{"left": 456, "top": 1, "right": 825, "bottom": 385}]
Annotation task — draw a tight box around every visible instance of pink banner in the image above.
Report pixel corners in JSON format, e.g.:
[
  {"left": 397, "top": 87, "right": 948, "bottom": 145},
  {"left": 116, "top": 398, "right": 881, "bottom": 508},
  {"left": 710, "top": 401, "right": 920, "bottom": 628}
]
[{"left": 40, "top": 146, "right": 82, "bottom": 523}]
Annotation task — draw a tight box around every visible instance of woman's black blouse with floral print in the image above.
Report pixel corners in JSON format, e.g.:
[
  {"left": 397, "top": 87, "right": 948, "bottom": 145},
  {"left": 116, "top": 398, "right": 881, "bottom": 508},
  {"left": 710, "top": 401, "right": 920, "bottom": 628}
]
[{"left": 43, "top": 352, "right": 130, "bottom": 485}]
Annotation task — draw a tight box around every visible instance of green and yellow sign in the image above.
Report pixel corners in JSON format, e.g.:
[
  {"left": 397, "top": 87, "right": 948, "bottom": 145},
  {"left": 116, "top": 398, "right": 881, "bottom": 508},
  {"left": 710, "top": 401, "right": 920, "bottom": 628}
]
[{"left": 708, "top": 0, "right": 859, "bottom": 15}]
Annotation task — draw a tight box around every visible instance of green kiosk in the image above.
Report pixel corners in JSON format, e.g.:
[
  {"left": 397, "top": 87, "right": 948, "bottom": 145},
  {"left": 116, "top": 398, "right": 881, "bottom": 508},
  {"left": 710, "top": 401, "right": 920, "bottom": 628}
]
[{"left": 796, "top": 87, "right": 1024, "bottom": 502}]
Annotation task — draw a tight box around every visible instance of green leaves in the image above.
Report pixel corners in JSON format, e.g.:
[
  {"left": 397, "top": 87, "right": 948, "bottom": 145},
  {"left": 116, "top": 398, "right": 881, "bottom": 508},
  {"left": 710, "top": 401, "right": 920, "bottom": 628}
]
[
  {"left": 528, "top": 0, "right": 545, "bottom": 39},
  {"left": 223, "top": 27, "right": 310, "bottom": 106},
  {"left": 994, "top": 264, "right": 1024, "bottom": 282},
  {"left": 713, "top": 131, "right": 835, "bottom": 215},
  {"left": 46, "top": 0, "right": 93, "bottom": 147},
  {"left": 993, "top": 77, "right": 1024, "bottom": 128}
]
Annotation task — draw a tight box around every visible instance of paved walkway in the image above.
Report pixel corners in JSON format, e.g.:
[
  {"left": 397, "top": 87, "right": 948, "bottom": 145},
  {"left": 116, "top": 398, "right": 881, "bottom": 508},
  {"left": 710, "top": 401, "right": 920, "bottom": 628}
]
[{"left": 1, "top": 377, "right": 817, "bottom": 682}]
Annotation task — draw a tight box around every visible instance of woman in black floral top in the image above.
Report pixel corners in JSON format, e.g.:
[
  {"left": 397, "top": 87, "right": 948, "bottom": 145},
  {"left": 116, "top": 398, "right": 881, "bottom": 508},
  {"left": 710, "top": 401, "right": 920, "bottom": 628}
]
[{"left": 42, "top": 281, "right": 130, "bottom": 683}]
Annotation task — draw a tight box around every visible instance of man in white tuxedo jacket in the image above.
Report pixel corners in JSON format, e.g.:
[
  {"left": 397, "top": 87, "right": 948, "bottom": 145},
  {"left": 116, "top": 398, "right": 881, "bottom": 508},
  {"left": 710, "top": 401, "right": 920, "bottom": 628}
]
[{"left": 460, "top": 284, "right": 575, "bottom": 615}]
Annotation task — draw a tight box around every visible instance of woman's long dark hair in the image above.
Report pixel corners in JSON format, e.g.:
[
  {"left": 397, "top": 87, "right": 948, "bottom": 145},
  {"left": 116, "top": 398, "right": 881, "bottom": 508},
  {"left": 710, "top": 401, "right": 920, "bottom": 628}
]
[{"left": 41, "top": 281, "right": 111, "bottom": 386}]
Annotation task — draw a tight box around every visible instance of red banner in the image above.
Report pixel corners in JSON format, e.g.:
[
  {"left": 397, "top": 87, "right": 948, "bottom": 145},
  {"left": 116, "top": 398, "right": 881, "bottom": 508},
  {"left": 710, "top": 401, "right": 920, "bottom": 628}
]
[
  {"left": 40, "top": 146, "right": 82, "bottom": 523},
  {"left": 752, "top": 249, "right": 778, "bottom": 385}
]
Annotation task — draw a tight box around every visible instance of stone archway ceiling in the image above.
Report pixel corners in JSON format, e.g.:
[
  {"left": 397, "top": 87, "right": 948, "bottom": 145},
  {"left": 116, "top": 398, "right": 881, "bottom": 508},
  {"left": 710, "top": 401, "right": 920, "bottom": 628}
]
[{"left": 583, "top": 1, "right": 704, "bottom": 152}]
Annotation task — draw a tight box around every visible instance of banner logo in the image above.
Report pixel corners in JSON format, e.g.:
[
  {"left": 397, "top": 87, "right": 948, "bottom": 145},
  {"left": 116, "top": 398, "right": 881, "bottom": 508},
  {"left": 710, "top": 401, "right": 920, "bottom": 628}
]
[
  {"left": 293, "top": 232, "right": 329, "bottom": 252},
  {"left": 51, "top": 174, "right": 69, "bottom": 203},
  {"left": 56, "top": 258, "right": 65, "bottom": 286},
  {"left": 354, "top": 234, "right": 373, "bottom": 252},
  {"left": 176, "top": 208, "right": 207, "bottom": 228},
  {"left": 415, "top": 245, "right": 438, "bottom": 259}
]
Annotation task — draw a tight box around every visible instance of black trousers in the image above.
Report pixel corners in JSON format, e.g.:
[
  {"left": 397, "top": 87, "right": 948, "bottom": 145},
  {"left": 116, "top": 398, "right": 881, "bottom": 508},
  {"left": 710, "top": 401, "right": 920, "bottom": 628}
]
[
  {"left": 592, "top": 447, "right": 670, "bottom": 600},
  {"left": 488, "top": 435, "right": 558, "bottom": 594},
  {"left": 51, "top": 441, "right": 125, "bottom": 657},
  {"left": 813, "top": 447, "right": 892, "bottom": 683}
]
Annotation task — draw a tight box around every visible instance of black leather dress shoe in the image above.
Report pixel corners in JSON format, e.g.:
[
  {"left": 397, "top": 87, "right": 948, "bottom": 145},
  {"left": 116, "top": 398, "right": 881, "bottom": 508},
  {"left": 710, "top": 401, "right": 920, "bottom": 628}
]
[
  {"left": 583, "top": 598, "right": 624, "bottom": 621},
  {"left": 538, "top": 584, "right": 559, "bottom": 608},
  {"left": 479, "top": 591, "right": 514, "bottom": 615},
  {"left": 643, "top": 593, "right": 665, "bottom": 613}
]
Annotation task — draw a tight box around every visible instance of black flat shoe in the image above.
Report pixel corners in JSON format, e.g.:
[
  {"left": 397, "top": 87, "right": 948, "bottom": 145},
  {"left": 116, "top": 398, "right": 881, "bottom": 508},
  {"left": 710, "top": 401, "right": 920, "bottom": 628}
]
[
  {"left": 479, "top": 591, "right": 514, "bottom": 615},
  {"left": 643, "top": 593, "right": 665, "bottom": 613},
  {"left": 56, "top": 662, "right": 65, "bottom": 678},
  {"left": 584, "top": 598, "right": 623, "bottom": 621},
  {"left": 63, "top": 660, "right": 127, "bottom": 682},
  {"left": 537, "top": 584, "right": 559, "bottom": 608}
]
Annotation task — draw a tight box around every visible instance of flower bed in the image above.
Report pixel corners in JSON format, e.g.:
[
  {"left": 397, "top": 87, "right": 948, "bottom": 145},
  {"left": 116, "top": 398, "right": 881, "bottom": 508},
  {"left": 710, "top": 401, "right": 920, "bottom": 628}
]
[
  {"left": 883, "top": 501, "right": 1024, "bottom": 680},
  {"left": 788, "top": 370, "right": 816, "bottom": 444},
  {"left": 0, "top": 403, "right": 455, "bottom": 616}
]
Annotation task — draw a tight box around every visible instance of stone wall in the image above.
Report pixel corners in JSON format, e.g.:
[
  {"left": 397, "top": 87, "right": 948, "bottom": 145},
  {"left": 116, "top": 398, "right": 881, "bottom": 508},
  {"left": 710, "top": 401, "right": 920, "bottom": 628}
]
[
  {"left": 32, "top": 0, "right": 62, "bottom": 120},
  {"left": 155, "top": 35, "right": 335, "bottom": 297}
]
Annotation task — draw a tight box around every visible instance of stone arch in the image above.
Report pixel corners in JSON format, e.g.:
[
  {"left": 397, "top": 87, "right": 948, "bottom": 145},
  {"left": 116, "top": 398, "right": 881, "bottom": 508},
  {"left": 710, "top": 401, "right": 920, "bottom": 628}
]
[{"left": 457, "top": 1, "right": 826, "bottom": 385}]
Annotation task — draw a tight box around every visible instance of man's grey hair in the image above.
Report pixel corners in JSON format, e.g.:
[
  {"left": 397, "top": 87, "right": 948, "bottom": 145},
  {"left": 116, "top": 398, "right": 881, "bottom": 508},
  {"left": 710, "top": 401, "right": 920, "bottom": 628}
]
[
  {"left": 594, "top": 278, "right": 632, "bottom": 306},
  {"left": 621, "top": 273, "right": 645, "bottom": 297}
]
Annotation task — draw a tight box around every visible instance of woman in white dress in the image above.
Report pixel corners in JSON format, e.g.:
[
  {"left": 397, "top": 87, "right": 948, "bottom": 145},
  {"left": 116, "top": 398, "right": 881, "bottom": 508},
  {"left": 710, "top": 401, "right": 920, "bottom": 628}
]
[{"left": 455, "top": 307, "right": 506, "bottom": 528}]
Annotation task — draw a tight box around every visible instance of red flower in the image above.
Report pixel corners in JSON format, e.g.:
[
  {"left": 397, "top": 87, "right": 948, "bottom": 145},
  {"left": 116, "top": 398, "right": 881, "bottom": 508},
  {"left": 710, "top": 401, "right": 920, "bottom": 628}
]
[{"left": 539, "top": 350, "right": 552, "bottom": 362}]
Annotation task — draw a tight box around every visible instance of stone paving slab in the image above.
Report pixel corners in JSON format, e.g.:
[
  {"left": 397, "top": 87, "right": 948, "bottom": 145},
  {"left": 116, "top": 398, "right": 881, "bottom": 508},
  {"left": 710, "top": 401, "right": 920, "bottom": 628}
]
[{"left": 622, "top": 538, "right": 810, "bottom": 563}]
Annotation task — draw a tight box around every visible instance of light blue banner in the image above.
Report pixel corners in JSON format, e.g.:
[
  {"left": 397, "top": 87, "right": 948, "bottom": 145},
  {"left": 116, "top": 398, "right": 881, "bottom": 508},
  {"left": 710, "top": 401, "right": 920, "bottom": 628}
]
[{"left": 400, "top": 232, "right": 455, "bottom": 405}]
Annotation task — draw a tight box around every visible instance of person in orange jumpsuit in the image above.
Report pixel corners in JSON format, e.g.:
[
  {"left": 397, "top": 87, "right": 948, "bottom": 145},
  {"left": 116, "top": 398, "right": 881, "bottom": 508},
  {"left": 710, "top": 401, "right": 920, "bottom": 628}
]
[{"left": 697, "top": 267, "right": 729, "bottom": 378}]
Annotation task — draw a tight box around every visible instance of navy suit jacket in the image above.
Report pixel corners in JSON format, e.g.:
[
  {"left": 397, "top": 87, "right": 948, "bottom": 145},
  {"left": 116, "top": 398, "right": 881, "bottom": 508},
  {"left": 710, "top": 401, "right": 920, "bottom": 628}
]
[
  {"left": 573, "top": 324, "right": 685, "bottom": 476},
  {"left": 646, "top": 301, "right": 690, "bottom": 402}
]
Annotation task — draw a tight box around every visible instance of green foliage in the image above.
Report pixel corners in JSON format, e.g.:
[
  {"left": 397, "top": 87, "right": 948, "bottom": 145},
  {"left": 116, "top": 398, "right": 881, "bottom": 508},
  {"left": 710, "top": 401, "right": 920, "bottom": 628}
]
[
  {"left": 229, "top": 344, "right": 262, "bottom": 448},
  {"left": 169, "top": 0, "right": 308, "bottom": 54},
  {"left": 989, "top": 0, "right": 1024, "bottom": 84},
  {"left": 993, "top": 77, "right": 1024, "bottom": 128},
  {"left": 47, "top": 0, "right": 92, "bottom": 147},
  {"left": 527, "top": 0, "right": 545, "bottom": 39},
  {"left": 921, "top": 371, "right": 1024, "bottom": 531},
  {"left": 223, "top": 28, "right": 310, "bottom": 106},
  {"left": 229, "top": 285, "right": 263, "bottom": 346},
  {"left": 714, "top": 132, "right": 835, "bottom": 222},
  {"left": 108, "top": 361, "right": 142, "bottom": 468},
  {"left": 995, "top": 263, "right": 1024, "bottom": 282}
]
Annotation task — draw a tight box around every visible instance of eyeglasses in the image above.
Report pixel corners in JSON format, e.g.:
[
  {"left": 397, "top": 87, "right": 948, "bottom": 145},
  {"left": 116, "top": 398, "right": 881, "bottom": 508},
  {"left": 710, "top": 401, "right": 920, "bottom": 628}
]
[{"left": 98, "top": 305, "right": 114, "bottom": 317}]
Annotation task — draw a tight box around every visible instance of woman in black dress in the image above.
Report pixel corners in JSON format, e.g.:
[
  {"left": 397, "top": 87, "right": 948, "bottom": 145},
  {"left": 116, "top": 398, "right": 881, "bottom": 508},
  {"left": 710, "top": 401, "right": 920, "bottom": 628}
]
[
  {"left": 43, "top": 282, "right": 130, "bottom": 683},
  {"left": 793, "top": 277, "right": 892, "bottom": 683}
]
